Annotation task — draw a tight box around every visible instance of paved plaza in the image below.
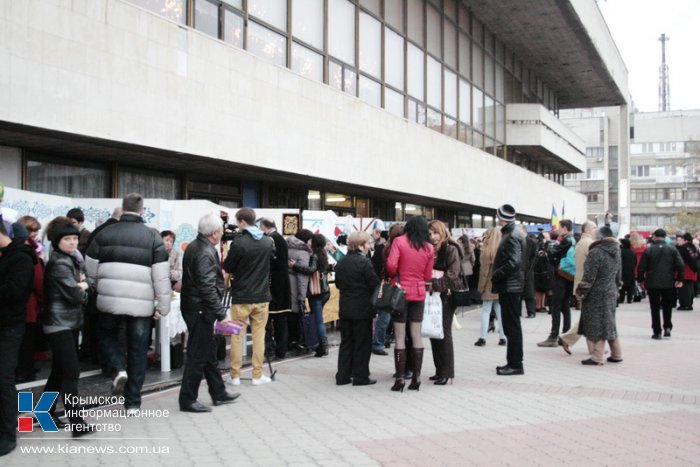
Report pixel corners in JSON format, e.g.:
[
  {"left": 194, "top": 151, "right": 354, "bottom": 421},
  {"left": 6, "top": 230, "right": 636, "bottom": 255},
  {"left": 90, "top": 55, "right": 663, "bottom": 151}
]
[{"left": 9, "top": 301, "right": 700, "bottom": 466}]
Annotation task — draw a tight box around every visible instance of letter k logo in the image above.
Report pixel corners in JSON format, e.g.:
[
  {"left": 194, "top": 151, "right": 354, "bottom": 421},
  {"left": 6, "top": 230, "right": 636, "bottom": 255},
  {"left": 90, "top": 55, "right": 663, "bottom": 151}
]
[{"left": 18, "top": 392, "right": 59, "bottom": 432}]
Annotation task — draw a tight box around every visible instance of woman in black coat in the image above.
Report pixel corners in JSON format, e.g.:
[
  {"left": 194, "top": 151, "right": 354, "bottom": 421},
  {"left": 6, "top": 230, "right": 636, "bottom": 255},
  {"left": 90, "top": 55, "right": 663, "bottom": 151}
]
[
  {"left": 42, "top": 221, "right": 94, "bottom": 437},
  {"left": 334, "top": 232, "right": 380, "bottom": 386},
  {"left": 619, "top": 239, "right": 637, "bottom": 304}
]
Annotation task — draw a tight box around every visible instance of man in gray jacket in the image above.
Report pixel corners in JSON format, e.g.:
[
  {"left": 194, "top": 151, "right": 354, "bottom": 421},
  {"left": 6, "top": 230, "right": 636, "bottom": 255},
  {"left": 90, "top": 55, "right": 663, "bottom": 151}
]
[{"left": 86, "top": 193, "right": 171, "bottom": 414}]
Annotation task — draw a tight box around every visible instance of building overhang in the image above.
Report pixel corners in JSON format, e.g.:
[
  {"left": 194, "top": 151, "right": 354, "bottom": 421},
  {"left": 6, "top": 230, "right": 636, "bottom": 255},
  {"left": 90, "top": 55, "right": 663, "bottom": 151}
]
[
  {"left": 506, "top": 104, "right": 587, "bottom": 173},
  {"left": 462, "top": 0, "right": 629, "bottom": 108}
]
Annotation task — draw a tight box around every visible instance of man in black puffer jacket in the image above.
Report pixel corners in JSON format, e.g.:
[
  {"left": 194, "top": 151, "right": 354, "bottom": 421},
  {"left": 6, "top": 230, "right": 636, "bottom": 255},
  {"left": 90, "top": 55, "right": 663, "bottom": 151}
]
[
  {"left": 86, "top": 193, "right": 171, "bottom": 414},
  {"left": 491, "top": 204, "right": 527, "bottom": 376},
  {"left": 0, "top": 222, "right": 36, "bottom": 456},
  {"left": 637, "top": 229, "right": 684, "bottom": 339}
]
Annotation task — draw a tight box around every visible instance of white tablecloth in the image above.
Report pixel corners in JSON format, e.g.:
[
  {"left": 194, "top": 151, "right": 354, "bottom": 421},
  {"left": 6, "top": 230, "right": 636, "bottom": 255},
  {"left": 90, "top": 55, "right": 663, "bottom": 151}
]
[{"left": 163, "top": 299, "right": 188, "bottom": 339}]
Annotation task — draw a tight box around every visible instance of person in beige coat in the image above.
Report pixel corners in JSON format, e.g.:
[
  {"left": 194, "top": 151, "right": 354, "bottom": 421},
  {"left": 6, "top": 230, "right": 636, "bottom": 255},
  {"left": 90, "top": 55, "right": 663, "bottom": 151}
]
[
  {"left": 475, "top": 228, "right": 506, "bottom": 346},
  {"left": 559, "top": 221, "right": 597, "bottom": 354}
]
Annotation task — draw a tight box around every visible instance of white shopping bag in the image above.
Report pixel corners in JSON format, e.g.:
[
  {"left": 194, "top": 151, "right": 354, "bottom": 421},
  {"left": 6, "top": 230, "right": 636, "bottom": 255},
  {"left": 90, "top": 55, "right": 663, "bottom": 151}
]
[{"left": 421, "top": 292, "right": 444, "bottom": 339}]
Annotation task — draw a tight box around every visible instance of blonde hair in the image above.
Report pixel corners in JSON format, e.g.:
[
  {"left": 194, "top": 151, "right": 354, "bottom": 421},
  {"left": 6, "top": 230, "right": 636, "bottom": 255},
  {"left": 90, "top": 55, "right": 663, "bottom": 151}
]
[
  {"left": 428, "top": 220, "right": 451, "bottom": 252},
  {"left": 347, "top": 231, "right": 370, "bottom": 251},
  {"left": 630, "top": 232, "right": 645, "bottom": 249},
  {"left": 481, "top": 227, "right": 502, "bottom": 264}
]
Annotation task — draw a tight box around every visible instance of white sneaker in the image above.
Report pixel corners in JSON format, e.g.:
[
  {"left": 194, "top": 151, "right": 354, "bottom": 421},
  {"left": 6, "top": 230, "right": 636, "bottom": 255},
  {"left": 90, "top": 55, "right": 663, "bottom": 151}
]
[
  {"left": 112, "top": 371, "right": 128, "bottom": 395},
  {"left": 227, "top": 377, "right": 241, "bottom": 386},
  {"left": 252, "top": 375, "right": 272, "bottom": 386}
]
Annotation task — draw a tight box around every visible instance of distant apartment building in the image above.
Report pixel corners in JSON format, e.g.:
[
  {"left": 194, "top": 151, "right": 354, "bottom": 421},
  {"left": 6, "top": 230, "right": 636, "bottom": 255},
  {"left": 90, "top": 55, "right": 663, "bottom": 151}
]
[{"left": 562, "top": 108, "right": 700, "bottom": 232}]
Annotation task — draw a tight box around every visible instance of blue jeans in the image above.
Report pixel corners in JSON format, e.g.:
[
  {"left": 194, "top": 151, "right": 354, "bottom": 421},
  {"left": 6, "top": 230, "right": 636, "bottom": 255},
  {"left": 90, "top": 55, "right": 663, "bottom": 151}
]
[
  {"left": 480, "top": 300, "right": 506, "bottom": 340},
  {"left": 372, "top": 309, "right": 392, "bottom": 350},
  {"left": 99, "top": 313, "right": 151, "bottom": 409},
  {"left": 308, "top": 292, "right": 330, "bottom": 340}
]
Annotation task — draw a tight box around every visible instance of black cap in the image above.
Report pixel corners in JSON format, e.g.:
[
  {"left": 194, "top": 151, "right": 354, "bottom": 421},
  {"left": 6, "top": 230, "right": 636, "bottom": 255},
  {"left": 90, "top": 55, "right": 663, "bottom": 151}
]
[
  {"left": 598, "top": 226, "right": 614, "bottom": 238},
  {"left": 653, "top": 228, "right": 667, "bottom": 238}
]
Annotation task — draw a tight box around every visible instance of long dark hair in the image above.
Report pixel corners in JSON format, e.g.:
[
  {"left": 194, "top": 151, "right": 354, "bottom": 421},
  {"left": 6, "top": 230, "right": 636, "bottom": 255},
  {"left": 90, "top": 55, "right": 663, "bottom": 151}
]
[
  {"left": 311, "top": 233, "right": 329, "bottom": 270},
  {"left": 404, "top": 216, "right": 430, "bottom": 250},
  {"left": 458, "top": 234, "right": 472, "bottom": 255}
]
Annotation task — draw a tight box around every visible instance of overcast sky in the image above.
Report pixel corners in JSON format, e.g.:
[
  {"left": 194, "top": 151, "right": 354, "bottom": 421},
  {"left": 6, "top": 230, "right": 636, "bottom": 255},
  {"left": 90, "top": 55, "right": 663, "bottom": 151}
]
[{"left": 597, "top": 0, "right": 700, "bottom": 113}]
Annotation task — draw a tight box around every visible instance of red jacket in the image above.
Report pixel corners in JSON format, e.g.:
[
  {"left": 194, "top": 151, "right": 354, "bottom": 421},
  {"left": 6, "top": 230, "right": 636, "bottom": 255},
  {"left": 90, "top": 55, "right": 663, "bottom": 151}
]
[
  {"left": 386, "top": 234, "right": 434, "bottom": 301},
  {"left": 25, "top": 242, "right": 45, "bottom": 323},
  {"left": 632, "top": 244, "right": 646, "bottom": 276}
]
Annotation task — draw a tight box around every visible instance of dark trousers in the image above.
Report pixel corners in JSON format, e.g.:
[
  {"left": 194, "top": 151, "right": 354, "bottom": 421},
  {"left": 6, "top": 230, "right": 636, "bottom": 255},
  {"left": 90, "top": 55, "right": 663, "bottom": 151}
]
[
  {"left": 647, "top": 288, "right": 675, "bottom": 335},
  {"left": 336, "top": 318, "right": 372, "bottom": 383},
  {"left": 16, "top": 323, "right": 41, "bottom": 379},
  {"left": 430, "top": 296, "right": 455, "bottom": 379},
  {"left": 521, "top": 296, "right": 536, "bottom": 316},
  {"left": 45, "top": 329, "right": 85, "bottom": 424},
  {"left": 99, "top": 313, "right": 151, "bottom": 409},
  {"left": 265, "top": 312, "right": 288, "bottom": 358},
  {"left": 179, "top": 313, "right": 227, "bottom": 406},
  {"left": 549, "top": 275, "right": 572, "bottom": 338},
  {"left": 679, "top": 280, "right": 695, "bottom": 308},
  {"left": 288, "top": 312, "right": 301, "bottom": 348},
  {"left": 0, "top": 324, "right": 24, "bottom": 442},
  {"left": 81, "top": 310, "right": 101, "bottom": 364},
  {"left": 499, "top": 292, "right": 524, "bottom": 369},
  {"left": 619, "top": 284, "right": 635, "bottom": 304}
]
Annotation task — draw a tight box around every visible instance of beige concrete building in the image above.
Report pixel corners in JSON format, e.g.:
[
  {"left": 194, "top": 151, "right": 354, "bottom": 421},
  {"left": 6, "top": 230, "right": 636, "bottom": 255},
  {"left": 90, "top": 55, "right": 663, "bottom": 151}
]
[{"left": 0, "top": 0, "right": 629, "bottom": 227}]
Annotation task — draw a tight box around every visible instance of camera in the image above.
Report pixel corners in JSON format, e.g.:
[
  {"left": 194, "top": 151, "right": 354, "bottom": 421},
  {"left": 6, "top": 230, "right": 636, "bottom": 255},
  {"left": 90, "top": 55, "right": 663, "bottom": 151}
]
[{"left": 220, "top": 214, "right": 240, "bottom": 242}]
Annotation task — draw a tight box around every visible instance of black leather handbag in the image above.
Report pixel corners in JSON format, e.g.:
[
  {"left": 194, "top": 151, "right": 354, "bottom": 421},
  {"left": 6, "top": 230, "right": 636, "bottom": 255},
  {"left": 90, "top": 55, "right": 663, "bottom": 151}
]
[
  {"left": 449, "top": 275, "right": 471, "bottom": 307},
  {"left": 371, "top": 281, "right": 407, "bottom": 313}
]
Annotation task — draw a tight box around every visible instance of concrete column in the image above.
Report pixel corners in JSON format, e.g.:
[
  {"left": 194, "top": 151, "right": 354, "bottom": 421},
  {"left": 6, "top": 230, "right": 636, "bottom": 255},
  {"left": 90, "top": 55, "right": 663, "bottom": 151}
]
[{"left": 618, "top": 104, "right": 631, "bottom": 232}]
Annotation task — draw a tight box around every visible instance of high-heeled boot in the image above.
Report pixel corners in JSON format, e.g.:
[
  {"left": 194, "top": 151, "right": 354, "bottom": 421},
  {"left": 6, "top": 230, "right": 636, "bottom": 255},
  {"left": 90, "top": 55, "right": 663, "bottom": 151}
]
[
  {"left": 390, "top": 349, "right": 407, "bottom": 392},
  {"left": 408, "top": 348, "right": 424, "bottom": 391},
  {"left": 314, "top": 337, "right": 328, "bottom": 357}
]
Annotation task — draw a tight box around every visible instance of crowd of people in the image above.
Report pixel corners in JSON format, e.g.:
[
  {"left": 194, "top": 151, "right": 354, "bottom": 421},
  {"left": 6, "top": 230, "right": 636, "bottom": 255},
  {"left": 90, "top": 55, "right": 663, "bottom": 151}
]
[{"left": 1, "top": 188, "right": 699, "bottom": 456}]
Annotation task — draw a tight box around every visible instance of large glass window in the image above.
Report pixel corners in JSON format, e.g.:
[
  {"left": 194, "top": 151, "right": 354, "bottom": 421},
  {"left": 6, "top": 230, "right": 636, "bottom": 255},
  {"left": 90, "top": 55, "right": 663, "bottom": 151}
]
[
  {"left": 444, "top": 69, "right": 457, "bottom": 117},
  {"left": 119, "top": 169, "right": 181, "bottom": 199},
  {"left": 444, "top": 116, "right": 457, "bottom": 140},
  {"left": 292, "top": 0, "right": 323, "bottom": 49},
  {"left": 248, "top": 0, "right": 287, "bottom": 31},
  {"left": 359, "top": 0, "right": 380, "bottom": 16},
  {"left": 473, "top": 87, "right": 484, "bottom": 134},
  {"left": 359, "top": 75, "right": 381, "bottom": 107},
  {"left": 444, "top": 20, "right": 457, "bottom": 69},
  {"left": 330, "top": 61, "right": 357, "bottom": 96},
  {"left": 292, "top": 43, "right": 323, "bottom": 82},
  {"left": 407, "top": 0, "right": 424, "bottom": 46},
  {"left": 458, "top": 33, "right": 470, "bottom": 78},
  {"left": 407, "top": 43, "right": 424, "bottom": 99},
  {"left": 223, "top": 9, "right": 244, "bottom": 48},
  {"left": 427, "top": 107, "right": 441, "bottom": 133},
  {"left": 385, "top": 0, "right": 404, "bottom": 33},
  {"left": 385, "top": 88, "right": 404, "bottom": 118},
  {"left": 129, "top": 0, "right": 186, "bottom": 24},
  {"left": 194, "top": 0, "right": 219, "bottom": 38},
  {"left": 27, "top": 160, "right": 109, "bottom": 198},
  {"left": 484, "top": 95, "right": 494, "bottom": 137},
  {"left": 385, "top": 28, "right": 404, "bottom": 90},
  {"left": 472, "top": 44, "right": 483, "bottom": 88},
  {"left": 247, "top": 22, "right": 286, "bottom": 66},
  {"left": 329, "top": 0, "right": 356, "bottom": 65},
  {"left": 458, "top": 78, "right": 470, "bottom": 124},
  {"left": 484, "top": 54, "right": 494, "bottom": 95},
  {"left": 359, "top": 12, "right": 382, "bottom": 78},
  {"left": 426, "top": 5, "right": 441, "bottom": 58},
  {"left": 426, "top": 56, "right": 441, "bottom": 109}
]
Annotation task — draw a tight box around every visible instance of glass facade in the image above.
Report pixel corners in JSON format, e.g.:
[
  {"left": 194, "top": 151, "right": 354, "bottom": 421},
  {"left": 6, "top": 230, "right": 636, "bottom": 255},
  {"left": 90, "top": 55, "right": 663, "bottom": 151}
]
[{"left": 124, "top": 0, "right": 563, "bottom": 176}]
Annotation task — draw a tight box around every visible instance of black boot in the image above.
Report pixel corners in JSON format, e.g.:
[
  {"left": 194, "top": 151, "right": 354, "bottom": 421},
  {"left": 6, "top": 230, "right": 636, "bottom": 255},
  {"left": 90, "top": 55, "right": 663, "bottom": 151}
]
[
  {"left": 408, "top": 348, "right": 424, "bottom": 391},
  {"left": 391, "top": 349, "right": 407, "bottom": 392},
  {"left": 314, "top": 337, "right": 328, "bottom": 357}
]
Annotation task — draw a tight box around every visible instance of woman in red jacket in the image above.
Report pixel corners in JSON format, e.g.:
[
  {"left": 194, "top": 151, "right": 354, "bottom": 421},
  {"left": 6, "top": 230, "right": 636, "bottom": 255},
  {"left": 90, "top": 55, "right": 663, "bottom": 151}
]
[
  {"left": 386, "top": 216, "right": 434, "bottom": 392},
  {"left": 16, "top": 216, "right": 44, "bottom": 383},
  {"left": 630, "top": 232, "right": 647, "bottom": 300}
]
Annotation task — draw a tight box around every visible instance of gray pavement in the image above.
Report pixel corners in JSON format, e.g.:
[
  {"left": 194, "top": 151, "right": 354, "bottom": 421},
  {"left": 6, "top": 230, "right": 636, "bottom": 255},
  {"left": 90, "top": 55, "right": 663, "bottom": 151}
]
[{"left": 8, "top": 300, "right": 700, "bottom": 466}]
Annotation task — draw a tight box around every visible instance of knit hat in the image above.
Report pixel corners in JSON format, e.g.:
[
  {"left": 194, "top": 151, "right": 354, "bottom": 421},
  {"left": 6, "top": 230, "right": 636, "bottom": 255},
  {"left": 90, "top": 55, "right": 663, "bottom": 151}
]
[
  {"left": 653, "top": 228, "right": 667, "bottom": 238},
  {"left": 682, "top": 232, "right": 693, "bottom": 242},
  {"left": 496, "top": 204, "right": 516, "bottom": 222},
  {"left": 50, "top": 221, "right": 80, "bottom": 249},
  {"left": 11, "top": 222, "right": 29, "bottom": 242}
]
